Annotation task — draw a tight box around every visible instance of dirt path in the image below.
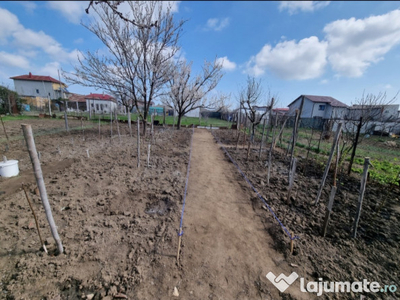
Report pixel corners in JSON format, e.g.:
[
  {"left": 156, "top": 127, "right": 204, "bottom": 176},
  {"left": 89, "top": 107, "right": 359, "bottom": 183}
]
[{"left": 179, "top": 129, "right": 309, "bottom": 299}]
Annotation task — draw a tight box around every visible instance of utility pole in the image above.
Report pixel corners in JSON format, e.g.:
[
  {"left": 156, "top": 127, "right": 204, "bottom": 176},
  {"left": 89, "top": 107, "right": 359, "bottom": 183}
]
[{"left": 58, "top": 70, "right": 69, "bottom": 131}]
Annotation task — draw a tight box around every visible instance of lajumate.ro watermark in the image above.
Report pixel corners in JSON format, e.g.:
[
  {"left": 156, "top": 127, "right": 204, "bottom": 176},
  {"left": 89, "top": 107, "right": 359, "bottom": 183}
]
[{"left": 266, "top": 271, "right": 397, "bottom": 297}]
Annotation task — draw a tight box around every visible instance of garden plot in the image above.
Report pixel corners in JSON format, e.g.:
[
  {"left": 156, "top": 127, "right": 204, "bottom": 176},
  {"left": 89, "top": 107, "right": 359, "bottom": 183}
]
[
  {"left": 213, "top": 129, "right": 400, "bottom": 300},
  {"left": 0, "top": 119, "right": 191, "bottom": 299}
]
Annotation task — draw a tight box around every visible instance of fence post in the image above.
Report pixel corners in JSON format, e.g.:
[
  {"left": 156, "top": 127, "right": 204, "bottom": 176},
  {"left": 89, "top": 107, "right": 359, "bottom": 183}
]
[{"left": 21, "top": 124, "right": 63, "bottom": 254}]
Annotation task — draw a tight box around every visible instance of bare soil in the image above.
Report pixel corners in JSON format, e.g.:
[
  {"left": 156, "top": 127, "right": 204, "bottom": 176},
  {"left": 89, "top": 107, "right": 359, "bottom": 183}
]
[
  {"left": 213, "top": 129, "right": 400, "bottom": 300},
  {"left": 0, "top": 119, "right": 399, "bottom": 300}
]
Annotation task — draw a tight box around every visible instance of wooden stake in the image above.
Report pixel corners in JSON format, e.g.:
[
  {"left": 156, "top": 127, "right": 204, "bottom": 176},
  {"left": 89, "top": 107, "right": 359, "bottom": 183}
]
[
  {"left": 352, "top": 157, "right": 370, "bottom": 238},
  {"left": 290, "top": 232, "right": 294, "bottom": 255},
  {"left": 264, "top": 97, "right": 275, "bottom": 150},
  {"left": 22, "top": 184, "right": 48, "bottom": 254},
  {"left": 273, "top": 118, "right": 288, "bottom": 151},
  {"left": 137, "top": 118, "right": 140, "bottom": 168},
  {"left": 110, "top": 110, "right": 113, "bottom": 143},
  {"left": 235, "top": 131, "right": 241, "bottom": 150},
  {"left": 287, "top": 157, "right": 297, "bottom": 203},
  {"left": 321, "top": 186, "right": 337, "bottom": 237},
  {"left": 315, "top": 123, "right": 343, "bottom": 205},
  {"left": 21, "top": 124, "right": 63, "bottom": 254},
  {"left": 86, "top": 149, "right": 90, "bottom": 158},
  {"left": 246, "top": 139, "right": 251, "bottom": 160},
  {"left": 177, "top": 230, "right": 182, "bottom": 262},
  {"left": 258, "top": 118, "right": 267, "bottom": 159},
  {"left": 147, "top": 143, "right": 151, "bottom": 168},
  {"left": 115, "top": 110, "right": 121, "bottom": 142}
]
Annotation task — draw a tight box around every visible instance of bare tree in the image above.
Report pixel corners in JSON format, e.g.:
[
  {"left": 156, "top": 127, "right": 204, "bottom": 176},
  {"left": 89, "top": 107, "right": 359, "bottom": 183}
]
[
  {"left": 162, "top": 59, "right": 224, "bottom": 129},
  {"left": 239, "top": 76, "right": 272, "bottom": 141},
  {"left": 65, "top": 1, "right": 185, "bottom": 135},
  {"left": 85, "top": 1, "right": 159, "bottom": 29},
  {"left": 336, "top": 91, "right": 398, "bottom": 174}
]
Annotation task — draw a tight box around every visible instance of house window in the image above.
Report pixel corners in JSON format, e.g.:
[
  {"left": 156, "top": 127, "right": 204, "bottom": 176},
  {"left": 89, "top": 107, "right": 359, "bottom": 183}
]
[
  {"left": 91, "top": 103, "right": 94, "bottom": 107},
  {"left": 48, "top": 92, "right": 51, "bottom": 96},
  {"left": 319, "top": 105, "right": 325, "bottom": 111},
  {"left": 36, "top": 89, "right": 39, "bottom": 94},
  {"left": 101, "top": 104, "right": 103, "bottom": 110},
  {"left": 105, "top": 104, "right": 108, "bottom": 108},
  {"left": 96, "top": 104, "right": 99, "bottom": 110}
]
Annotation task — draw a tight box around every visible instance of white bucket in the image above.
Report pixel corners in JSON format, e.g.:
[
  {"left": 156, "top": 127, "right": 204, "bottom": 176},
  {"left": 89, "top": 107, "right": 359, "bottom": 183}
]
[{"left": 0, "top": 160, "right": 19, "bottom": 177}]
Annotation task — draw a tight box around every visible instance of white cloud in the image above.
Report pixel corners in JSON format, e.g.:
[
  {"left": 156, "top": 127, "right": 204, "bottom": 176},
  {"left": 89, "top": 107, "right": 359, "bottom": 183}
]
[
  {"left": 320, "top": 79, "right": 329, "bottom": 84},
  {"left": 279, "top": 1, "right": 330, "bottom": 15},
  {"left": 246, "top": 36, "right": 328, "bottom": 80},
  {"left": 384, "top": 84, "right": 392, "bottom": 89},
  {"left": 0, "top": 52, "right": 30, "bottom": 69},
  {"left": 0, "top": 8, "right": 22, "bottom": 42},
  {"left": 46, "top": 1, "right": 88, "bottom": 24},
  {"left": 74, "top": 38, "right": 84, "bottom": 44},
  {"left": 216, "top": 56, "right": 236, "bottom": 71},
  {"left": 247, "top": 8, "right": 400, "bottom": 80},
  {"left": 205, "top": 17, "right": 230, "bottom": 31},
  {"left": 0, "top": 7, "right": 80, "bottom": 75},
  {"left": 38, "top": 62, "right": 62, "bottom": 79},
  {"left": 18, "top": 2, "right": 37, "bottom": 14},
  {"left": 324, "top": 9, "right": 400, "bottom": 77}
]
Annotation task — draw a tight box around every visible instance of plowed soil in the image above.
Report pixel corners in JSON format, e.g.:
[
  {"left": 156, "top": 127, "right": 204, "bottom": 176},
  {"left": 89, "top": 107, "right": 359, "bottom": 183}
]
[{"left": 0, "top": 119, "right": 399, "bottom": 300}]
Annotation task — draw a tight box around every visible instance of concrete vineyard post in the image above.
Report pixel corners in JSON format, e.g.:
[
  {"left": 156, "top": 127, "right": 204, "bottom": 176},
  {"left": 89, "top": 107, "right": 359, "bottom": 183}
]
[{"left": 21, "top": 124, "right": 63, "bottom": 254}]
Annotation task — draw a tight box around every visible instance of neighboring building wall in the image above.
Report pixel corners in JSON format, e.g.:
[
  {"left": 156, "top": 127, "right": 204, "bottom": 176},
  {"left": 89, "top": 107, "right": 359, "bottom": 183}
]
[
  {"left": 14, "top": 80, "right": 60, "bottom": 99},
  {"left": 184, "top": 107, "right": 200, "bottom": 118},
  {"left": 311, "top": 102, "right": 328, "bottom": 118},
  {"left": 331, "top": 107, "right": 348, "bottom": 119},
  {"left": 288, "top": 97, "right": 314, "bottom": 118},
  {"left": 86, "top": 99, "right": 117, "bottom": 114}
]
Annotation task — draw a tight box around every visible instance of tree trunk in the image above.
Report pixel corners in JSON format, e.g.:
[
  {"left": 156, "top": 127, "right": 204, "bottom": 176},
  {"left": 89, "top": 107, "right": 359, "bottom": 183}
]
[
  {"left": 177, "top": 114, "right": 183, "bottom": 130},
  {"left": 142, "top": 119, "right": 147, "bottom": 136},
  {"left": 163, "top": 106, "right": 166, "bottom": 126},
  {"left": 347, "top": 117, "right": 363, "bottom": 175}
]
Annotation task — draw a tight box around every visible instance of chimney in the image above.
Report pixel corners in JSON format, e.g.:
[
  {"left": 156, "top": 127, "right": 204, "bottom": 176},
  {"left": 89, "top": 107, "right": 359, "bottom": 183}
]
[{"left": 29, "top": 72, "right": 32, "bottom": 78}]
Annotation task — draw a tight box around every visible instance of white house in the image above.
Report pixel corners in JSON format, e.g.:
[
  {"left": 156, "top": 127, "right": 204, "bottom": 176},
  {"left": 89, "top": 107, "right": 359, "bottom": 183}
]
[
  {"left": 288, "top": 95, "right": 348, "bottom": 120},
  {"left": 10, "top": 72, "right": 68, "bottom": 109},
  {"left": 85, "top": 93, "right": 117, "bottom": 115}
]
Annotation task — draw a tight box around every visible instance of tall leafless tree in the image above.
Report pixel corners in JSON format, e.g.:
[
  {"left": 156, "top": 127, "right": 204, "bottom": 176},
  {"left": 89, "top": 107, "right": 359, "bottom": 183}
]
[
  {"left": 162, "top": 58, "right": 224, "bottom": 129},
  {"left": 65, "top": 1, "right": 185, "bottom": 135},
  {"left": 336, "top": 91, "right": 398, "bottom": 173},
  {"left": 239, "top": 76, "right": 273, "bottom": 141}
]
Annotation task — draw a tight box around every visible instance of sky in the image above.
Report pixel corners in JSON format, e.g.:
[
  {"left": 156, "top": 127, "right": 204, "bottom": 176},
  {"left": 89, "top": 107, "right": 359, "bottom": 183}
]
[{"left": 1, "top": 1, "right": 400, "bottom": 109}]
